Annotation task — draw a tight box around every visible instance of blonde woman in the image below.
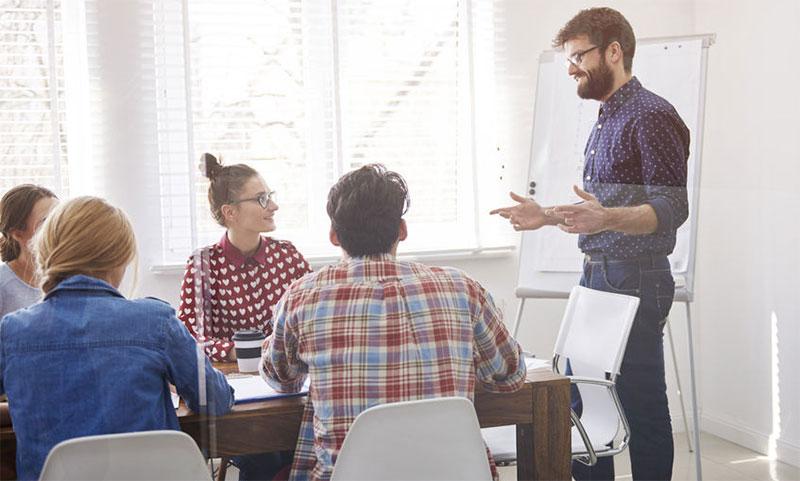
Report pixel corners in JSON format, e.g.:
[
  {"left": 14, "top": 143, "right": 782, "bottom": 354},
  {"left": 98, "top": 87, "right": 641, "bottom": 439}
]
[
  {"left": 0, "top": 197, "right": 234, "bottom": 481},
  {"left": 0, "top": 184, "right": 57, "bottom": 319}
]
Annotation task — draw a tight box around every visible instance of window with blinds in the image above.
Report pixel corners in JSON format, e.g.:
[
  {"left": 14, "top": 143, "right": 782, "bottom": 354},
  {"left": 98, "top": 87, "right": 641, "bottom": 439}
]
[
  {"left": 155, "top": 0, "right": 496, "bottom": 264},
  {"left": 337, "top": 0, "right": 463, "bottom": 224},
  {"left": 0, "top": 0, "right": 68, "bottom": 197}
]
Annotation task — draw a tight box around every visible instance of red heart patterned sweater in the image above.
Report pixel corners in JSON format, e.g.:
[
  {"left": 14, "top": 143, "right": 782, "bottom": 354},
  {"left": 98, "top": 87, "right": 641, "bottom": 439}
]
[{"left": 178, "top": 233, "right": 311, "bottom": 361}]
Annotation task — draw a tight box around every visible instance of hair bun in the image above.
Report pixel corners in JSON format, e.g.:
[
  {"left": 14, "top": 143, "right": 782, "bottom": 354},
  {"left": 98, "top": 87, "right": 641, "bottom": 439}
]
[{"left": 202, "top": 153, "right": 223, "bottom": 180}]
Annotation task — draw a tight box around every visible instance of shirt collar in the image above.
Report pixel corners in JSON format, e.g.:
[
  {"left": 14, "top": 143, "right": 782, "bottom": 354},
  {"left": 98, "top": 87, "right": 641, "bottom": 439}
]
[
  {"left": 599, "top": 76, "right": 641, "bottom": 119},
  {"left": 218, "top": 232, "right": 268, "bottom": 267},
  {"left": 346, "top": 253, "right": 396, "bottom": 262},
  {"left": 44, "top": 274, "right": 124, "bottom": 300},
  {"left": 336, "top": 253, "right": 400, "bottom": 279}
]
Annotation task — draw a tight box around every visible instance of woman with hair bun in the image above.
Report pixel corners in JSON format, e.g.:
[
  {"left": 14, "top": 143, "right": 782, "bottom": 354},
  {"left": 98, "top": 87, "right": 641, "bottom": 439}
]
[
  {"left": 0, "top": 184, "right": 57, "bottom": 319},
  {"left": 177, "top": 154, "right": 310, "bottom": 481},
  {"left": 178, "top": 154, "right": 311, "bottom": 362},
  {"left": 0, "top": 196, "right": 233, "bottom": 481}
]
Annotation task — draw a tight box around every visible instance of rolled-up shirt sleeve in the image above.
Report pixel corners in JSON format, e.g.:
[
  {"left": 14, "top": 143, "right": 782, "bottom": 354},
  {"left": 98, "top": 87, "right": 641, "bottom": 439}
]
[
  {"left": 635, "top": 109, "right": 690, "bottom": 235},
  {"left": 260, "top": 295, "right": 307, "bottom": 393},
  {"left": 470, "top": 282, "right": 525, "bottom": 393}
]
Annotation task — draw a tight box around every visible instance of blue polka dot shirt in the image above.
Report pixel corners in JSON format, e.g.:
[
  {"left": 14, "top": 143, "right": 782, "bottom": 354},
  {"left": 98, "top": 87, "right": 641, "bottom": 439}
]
[{"left": 579, "top": 76, "right": 690, "bottom": 258}]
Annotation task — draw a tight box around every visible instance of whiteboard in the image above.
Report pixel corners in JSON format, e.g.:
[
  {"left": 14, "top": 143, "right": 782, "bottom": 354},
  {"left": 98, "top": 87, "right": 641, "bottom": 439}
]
[{"left": 516, "top": 35, "right": 714, "bottom": 300}]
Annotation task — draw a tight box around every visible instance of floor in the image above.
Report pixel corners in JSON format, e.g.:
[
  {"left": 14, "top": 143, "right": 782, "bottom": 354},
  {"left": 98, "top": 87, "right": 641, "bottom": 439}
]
[{"left": 495, "top": 432, "right": 800, "bottom": 481}]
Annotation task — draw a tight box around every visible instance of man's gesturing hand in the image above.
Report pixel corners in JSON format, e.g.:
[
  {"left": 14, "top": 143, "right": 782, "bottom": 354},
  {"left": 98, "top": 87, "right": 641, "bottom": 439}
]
[
  {"left": 548, "top": 185, "right": 610, "bottom": 234},
  {"left": 490, "top": 192, "right": 553, "bottom": 231}
]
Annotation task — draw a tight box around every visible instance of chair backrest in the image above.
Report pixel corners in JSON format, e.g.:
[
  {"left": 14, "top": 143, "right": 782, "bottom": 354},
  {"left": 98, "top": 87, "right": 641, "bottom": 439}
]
[
  {"left": 553, "top": 286, "right": 639, "bottom": 379},
  {"left": 330, "top": 397, "right": 492, "bottom": 481},
  {"left": 39, "top": 430, "right": 212, "bottom": 481}
]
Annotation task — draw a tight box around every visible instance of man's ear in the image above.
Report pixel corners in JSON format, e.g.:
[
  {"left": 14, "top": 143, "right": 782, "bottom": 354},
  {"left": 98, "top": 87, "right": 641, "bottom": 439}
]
[
  {"left": 607, "top": 41, "right": 623, "bottom": 67},
  {"left": 398, "top": 219, "right": 407, "bottom": 242},
  {"left": 329, "top": 226, "right": 340, "bottom": 246}
]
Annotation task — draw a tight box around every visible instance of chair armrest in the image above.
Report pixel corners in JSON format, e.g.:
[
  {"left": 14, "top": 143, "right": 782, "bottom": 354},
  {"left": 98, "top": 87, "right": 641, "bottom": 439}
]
[
  {"left": 566, "top": 376, "right": 615, "bottom": 388},
  {"left": 568, "top": 375, "right": 633, "bottom": 464}
]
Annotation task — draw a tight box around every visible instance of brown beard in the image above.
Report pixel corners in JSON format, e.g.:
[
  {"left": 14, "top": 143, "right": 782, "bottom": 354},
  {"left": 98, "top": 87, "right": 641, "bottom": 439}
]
[{"left": 576, "top": 57, "right": 614, "bottom": 101}]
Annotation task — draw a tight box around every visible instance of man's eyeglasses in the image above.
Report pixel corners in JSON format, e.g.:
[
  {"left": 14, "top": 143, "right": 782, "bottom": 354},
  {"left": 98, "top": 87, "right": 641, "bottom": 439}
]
[
  {"left": 564, "top": 45, "right": 599, "bottom": 68},
  {"left": 230, "top": 190, "right": 276, "bottom": 209}
]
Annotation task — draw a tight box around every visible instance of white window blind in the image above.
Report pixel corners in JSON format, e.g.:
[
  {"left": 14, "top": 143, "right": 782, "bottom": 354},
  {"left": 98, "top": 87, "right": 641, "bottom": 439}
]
[
  {"left": 0, "top": 0, "right": 68, "bottom": 197},
  {"left": 152, "top": 0, "right": 503, "bottom": 264},
  {"left": 335, "top": 0, "right": 474, "bottom": 249},
  {"left": 155, "top": 0, "right": 335, "bottom": 262}
]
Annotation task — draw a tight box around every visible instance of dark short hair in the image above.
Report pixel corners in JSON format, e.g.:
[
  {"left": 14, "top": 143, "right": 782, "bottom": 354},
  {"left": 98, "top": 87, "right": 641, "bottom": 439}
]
[
  {"left": 326, "top": 164, "right": 410, "bottom": 257},
  {"left": 202, "top": 153, "right": 259, "bottom": 227},
  {"left": 0, "top": 184, "right": 57, "bottom": 262},
  {"left": 553, "top": 7, "right": 636, "bottom": 73}
]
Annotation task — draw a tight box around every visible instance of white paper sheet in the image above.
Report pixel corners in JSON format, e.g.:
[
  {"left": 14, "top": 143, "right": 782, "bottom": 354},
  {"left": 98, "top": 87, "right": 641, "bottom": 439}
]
[
  {"left": 227, "top": 375, "right": 310, "bottom": 404},
  {"left": 525, "top": 356, "right": 551, "bottom": 377}
]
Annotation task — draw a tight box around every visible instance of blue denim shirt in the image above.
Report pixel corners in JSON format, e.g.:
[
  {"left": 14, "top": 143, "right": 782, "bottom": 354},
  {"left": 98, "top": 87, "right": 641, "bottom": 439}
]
[{"left": 0, "top": 275, "right": 235, "bottom": 480}]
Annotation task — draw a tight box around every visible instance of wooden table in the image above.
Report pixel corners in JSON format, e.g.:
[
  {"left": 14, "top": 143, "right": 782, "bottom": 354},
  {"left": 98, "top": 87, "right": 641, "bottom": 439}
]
[
  {"left": 1, "top": 369, "right": 570, "bottom": 481},
  {"left": 180, "top": 366, "right": 570, "bottom": 481}
]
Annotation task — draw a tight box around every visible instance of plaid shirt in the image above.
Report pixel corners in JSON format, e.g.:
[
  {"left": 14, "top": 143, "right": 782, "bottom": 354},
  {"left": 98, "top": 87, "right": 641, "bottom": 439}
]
[{"left": 261, "top": 254, "right": 525, "bottom": 481}]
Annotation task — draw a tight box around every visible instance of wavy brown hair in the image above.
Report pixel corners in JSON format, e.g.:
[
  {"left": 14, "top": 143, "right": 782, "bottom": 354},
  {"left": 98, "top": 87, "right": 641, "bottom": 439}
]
[
  {"left": 0, "top": 184, "right": 57, "bottom": 262},
  {"left": 327, "top": 164, "right": 409, "bottom": 257},
  {"left": 553, "top": 7, "right": 636, "bottom": 73}
]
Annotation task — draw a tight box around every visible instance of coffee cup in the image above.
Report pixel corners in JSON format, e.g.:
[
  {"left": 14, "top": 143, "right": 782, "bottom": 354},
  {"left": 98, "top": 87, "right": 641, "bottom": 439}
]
[{"left": 231, "top": 329, "right": 266, "bottom": 373}]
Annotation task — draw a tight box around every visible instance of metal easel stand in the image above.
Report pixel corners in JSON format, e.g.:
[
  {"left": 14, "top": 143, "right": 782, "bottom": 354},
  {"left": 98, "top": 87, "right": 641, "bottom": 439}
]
[
  {"left": 668, "top": 299, "right": 703, "bottom": 481},
  {"left": 675, "top": 299, "right": 703, "bottom": 481}
]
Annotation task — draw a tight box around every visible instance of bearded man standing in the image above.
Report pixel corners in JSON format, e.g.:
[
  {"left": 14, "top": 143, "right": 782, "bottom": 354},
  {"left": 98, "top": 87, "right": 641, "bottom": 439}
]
[{"left": 491, "top": 7, "right": 690, "bottom": 481}]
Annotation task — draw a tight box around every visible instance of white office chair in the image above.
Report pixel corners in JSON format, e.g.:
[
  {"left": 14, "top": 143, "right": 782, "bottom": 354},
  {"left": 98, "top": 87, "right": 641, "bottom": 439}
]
[
  {"left": 330, "top": 397, "right": 493, "bottom": 481},
  {"left": 39, "top": 430, "right": 212, "bottom": 481},
  {"left": 483, "top": 285, "right": 639, "bottom": 467}
]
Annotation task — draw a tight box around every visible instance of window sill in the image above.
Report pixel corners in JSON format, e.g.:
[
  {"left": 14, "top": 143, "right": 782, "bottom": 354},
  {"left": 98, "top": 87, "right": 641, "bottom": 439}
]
[{"left": 149, "top": 245, "right": 515, "bottom": 275}]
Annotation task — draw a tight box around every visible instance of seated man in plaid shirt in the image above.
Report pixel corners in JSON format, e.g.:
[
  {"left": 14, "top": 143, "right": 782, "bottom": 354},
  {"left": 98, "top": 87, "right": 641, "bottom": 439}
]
[{"left": 260, "top": 164, "right": 526, "bottom": 481}]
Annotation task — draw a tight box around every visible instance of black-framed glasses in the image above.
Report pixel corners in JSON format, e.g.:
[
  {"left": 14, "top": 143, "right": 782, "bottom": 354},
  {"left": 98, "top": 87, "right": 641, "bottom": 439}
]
[
  {"left": 230, "top": 190, "right": 276, "bottom": 209},
  {"left": 564, "top": 45, "right": 599, "bottom": 68}
]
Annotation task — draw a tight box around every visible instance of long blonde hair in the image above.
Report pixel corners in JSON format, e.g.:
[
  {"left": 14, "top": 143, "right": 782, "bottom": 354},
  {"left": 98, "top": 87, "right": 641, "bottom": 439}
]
[{"left": 34, "top": 196, "right": 137, "bottom": 293}]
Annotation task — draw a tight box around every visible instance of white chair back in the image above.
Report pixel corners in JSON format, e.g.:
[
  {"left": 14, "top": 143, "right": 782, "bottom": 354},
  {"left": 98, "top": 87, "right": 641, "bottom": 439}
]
[
  {"left": 554, "top": 286, "right": 640, "bottom": 379},
  {"left": 39, "top": 430, "right": 212, "bottom": 481},
  {"left": 331, "top": 397, "right": 492, "bottom": 481},
  {"left": 484, "top": 286, "right": 639, "bottom": 466}
]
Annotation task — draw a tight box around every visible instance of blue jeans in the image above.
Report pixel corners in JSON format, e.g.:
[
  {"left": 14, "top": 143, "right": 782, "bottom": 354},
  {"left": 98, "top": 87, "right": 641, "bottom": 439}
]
[{"left": 571, "top": 255, "right": 675, "bottom": 481}]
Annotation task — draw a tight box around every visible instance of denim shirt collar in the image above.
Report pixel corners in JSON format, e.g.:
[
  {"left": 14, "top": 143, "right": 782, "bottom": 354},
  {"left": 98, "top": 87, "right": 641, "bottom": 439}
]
[
  {"left": 44, "top": 274, "right": 124, "bottom": 300},
  {"left": 599, "top": 76, "right": 642, "bottom": 119}
]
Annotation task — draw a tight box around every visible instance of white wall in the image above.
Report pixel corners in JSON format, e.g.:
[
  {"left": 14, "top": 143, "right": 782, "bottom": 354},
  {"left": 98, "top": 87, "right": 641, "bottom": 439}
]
[
  {"left": 119, "top": 0, "right": 799, "bottom": 467},
  {"left": 691, "top": 0, "right": 800, "bottom": 465}
]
